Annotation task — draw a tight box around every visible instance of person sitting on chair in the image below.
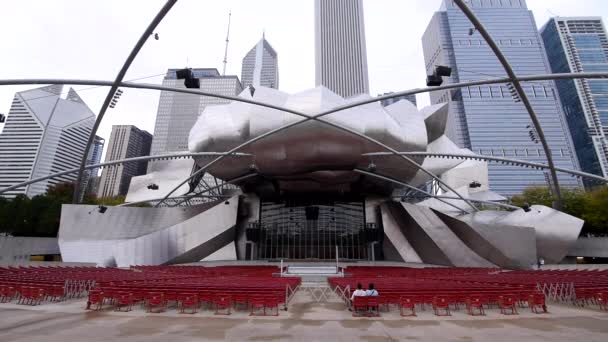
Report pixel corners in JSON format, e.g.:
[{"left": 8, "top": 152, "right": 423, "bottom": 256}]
[
  {"left": 349, "top": 283, "right": 367, "bottom": 310},
  {"left": 366, "top": 283, "right": 378, "bottom": 296}
]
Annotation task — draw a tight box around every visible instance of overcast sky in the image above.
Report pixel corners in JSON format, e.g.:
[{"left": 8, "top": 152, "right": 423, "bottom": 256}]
[{"left": 0, "top": 0, "right": 606, "bottom": 162}]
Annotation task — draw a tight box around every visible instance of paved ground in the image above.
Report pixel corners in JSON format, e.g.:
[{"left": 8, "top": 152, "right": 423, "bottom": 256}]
[{"left": 1, "top": 292, "right": 607, "bottom": 341}]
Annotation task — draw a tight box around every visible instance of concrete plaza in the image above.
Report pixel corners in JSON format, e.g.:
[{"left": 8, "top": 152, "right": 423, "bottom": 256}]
[{"left": 0, "top": 292, "right": 607, "bottom": 342}]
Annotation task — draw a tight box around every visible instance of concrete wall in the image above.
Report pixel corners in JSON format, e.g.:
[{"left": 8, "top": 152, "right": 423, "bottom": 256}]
[
  {"left": 568, "top": 237, "right": 608, "bottom": 258},
  {"left": 0, "top": 237, "right": 59, "bottom": 264}
]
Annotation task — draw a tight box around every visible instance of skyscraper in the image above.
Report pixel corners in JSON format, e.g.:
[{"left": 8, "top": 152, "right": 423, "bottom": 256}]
[
  {"left": 98, "top": 125, "right": 152, "bottom": 198},
  {"left": 422, "top": 0, "right": 581, "bottom": 196},
  {"left": 148, "top": 68, "right": 243, "bottom": 171},
  {"left": 81, "top": 135, "right": 105, "bottom": 199},
  {"left": 0, "top": 85, "right": 95, "bottom": 198},
  {"left": 241, "top": 35, "right": 279, "bottom": 89},
  {"left": 540, "top": 17, "right": 608, "bottom": 187},
  {"left": 315, "top": 0, "right": 369, "bottom": 98}
]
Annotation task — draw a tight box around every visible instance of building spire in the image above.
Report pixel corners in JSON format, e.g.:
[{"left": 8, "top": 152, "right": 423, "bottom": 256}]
[{"left": 222, "top": 10, "right": 232, "bottom": 76}]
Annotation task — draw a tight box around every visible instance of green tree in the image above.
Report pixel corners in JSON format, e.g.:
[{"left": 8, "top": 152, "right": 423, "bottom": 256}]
[{"left": 580, "top": 186, "right": 608, "bottom": 235}]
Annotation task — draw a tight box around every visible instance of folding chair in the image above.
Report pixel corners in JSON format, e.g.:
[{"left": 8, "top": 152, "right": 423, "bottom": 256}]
[
  {"left": 86, "top": 290, "right": 104, "bottom": 311},
  {"left": 214, "top": 294, "right": 231, "bottom": 315},
  {"left": 352, "top": 296, "right": 368, "bottom": 317},
  {"left": 528, "top": 293, "right": 548, "bottom": 314},
  {"left": 233, "top": 294, "right": 250, "bottom": 311},
  {"left": 114, "top": 292, "right": 134, "bottom": 312},
  {"left": 466, "top": 295, "right": 485, "bottom": 316},
  {"left": 264, "top": 297, "right": 280, "bottom": 316},
  {"left": 432, "top": 296, "right": 451, "bottom": 316},
  {"left": 0, "top": 286, "right": 16, "bottom": 303},
  {"left": 250, "top": 297, "right": 266, "bottom": 316},
  {"left": 595, "top": 293, "right": 608, "bottom": 312},
  {"left": 498, "top": 295, "right": 518, "bottom": 315},
  {"left": 146, "top": 293, "right": 166, "bottom": 313},
  {"left": 399, "top": 297, "right": 416, "bottom": 317},
  {"left": 178, "top": 294, "right": 199, "bottom": 314},
  {"left": 367, "top": 298, "right": 380, "bottom": 317}
]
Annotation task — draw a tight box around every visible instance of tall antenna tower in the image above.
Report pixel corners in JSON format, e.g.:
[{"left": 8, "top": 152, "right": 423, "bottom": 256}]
[{"left": 222, "top": 11, "right": 232, "bottom": 76}]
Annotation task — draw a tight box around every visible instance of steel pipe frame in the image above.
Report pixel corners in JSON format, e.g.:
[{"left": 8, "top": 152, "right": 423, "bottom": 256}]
[
  {"left": 392, "top": 195, "right": 521, "bottom": 211},
  {"left": 72, "top": 0, "right": 178, "bottom": 204},
  {"left": 1, "top": 72, "right": 607, "bottom": 206},
  {"left": 122, "top": 194, "right": 232, "bottom": 207},
  {"left": 353, "top": 169, "right": 470, "bottom": 213},
  {"left": 166, "top": 172, "right": 258, "bottom": 207},
  {"left": 454, "top": 0, "right": 563, "bottom": 209},
  {"left": 0, "top": 152, "right": 250, "bottom": 196},
  {"left": 363, "top": 152, "right": 608, "bottom": 184},
  {"left": 119, "top": 174, "right": 254, "bottom": 207}
]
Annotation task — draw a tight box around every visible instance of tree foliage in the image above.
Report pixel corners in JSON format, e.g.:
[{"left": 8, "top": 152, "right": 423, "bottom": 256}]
[
  {"left": 511, "top": 186, "right": 608, "bottom": 235},
  {"left": 0, "top": 182, "right": 118, "bottom": 237}
]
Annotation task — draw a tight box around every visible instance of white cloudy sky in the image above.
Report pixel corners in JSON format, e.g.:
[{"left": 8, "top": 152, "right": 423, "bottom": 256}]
[{"left": 0, "top": 0, "right": 606, "bottom": 161}]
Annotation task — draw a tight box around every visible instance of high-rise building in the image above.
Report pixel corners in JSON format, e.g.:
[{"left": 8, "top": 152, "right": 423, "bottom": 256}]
[
  {"left": 421, "top": 0, "right": 582, "bottom": 196},
  {"left": 314, "top": 0, "right": 369, "bottom": 98},
  {"left": 98, "top": 125, "right": 152, "bottom": 198},
  {"left": 148, "top": 68, "right": 243, "bottom": 171},
  {"left": 80, "top": 135, "right": 105, "bottom": 199},
  {"left": 241, "top": 35, "right": 279, "bottom": 89},
  {"left": 540, "top": 17, "right": 608, "bottom": 187},
  {"left": 0, "top": 85, "right": 95, "bottom": 198},
  {"left": 378, "top": 92, "right": 417, "bottom": 107}
]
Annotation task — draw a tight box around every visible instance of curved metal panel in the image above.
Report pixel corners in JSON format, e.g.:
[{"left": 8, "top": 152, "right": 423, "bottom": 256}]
[
  {"left": 188, "top": 86, "right": 460, "bottom": 194},
  {"left": 380, "top": 203, "right": 422, "bottom": 263},
  {"left": 58, "top": 196, "right": 239, "bottom": 267},
  {"left": 386, "top": 202, "right": 494, "bottom": 267},
  {"left": 495, "top": 205, "right": 584, "bottom": 264},
  {"left": 433, "top": 209, "right": 536, "bottom": 269}
]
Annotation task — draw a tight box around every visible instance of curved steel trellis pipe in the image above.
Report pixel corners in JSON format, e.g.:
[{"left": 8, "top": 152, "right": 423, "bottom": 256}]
[
  {"left": 454, "top": 0, "right": 564, "bottom": 210},
  {"left": 72, "top": 0, "right": 178, "bottom": 204},
  {"left": 153, "top": 104, "right": 480, "bottom": 211},
  {"left": 0, "top": 152, "right": 250, "bottom": 196},
  {"left": 363, "top": 152, "right": 608, "bottom": 184},
  {"left": 1, "top": 73, "right": 607, "bottom": 204}
]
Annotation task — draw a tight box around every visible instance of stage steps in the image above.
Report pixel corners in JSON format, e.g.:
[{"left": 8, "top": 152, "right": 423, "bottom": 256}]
[{"left": 283, "top": 265, "right": 342, "bottom": 283}]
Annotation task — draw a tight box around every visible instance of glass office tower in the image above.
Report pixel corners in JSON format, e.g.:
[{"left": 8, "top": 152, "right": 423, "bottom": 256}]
[
  {"left": 540, "top": 17, "right": 608, "bottom": 187},
  {"left": 422, "top": 0, "right": 582, "bottom": 196}
]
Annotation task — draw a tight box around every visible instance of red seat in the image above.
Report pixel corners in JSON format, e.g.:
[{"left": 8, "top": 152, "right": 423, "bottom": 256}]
[
  {"left": 233, "top": 294, "right": 249, "bottom": 311},
  {"left": 498, "top": 295, "right": 518, "bottom": 315},
  {"left": 528, "top": 293, "right": 548, "bottom": 314},
  {"left": 214, "top": 294, "right": 231, "bottom": 315},
  {"left": 399, "top": 296, "right": 416, "bottom": 317},
  {"left": 0, "top": 286, "right": 16, "bottom": 303},
  {"left": 250, "top": 297, "right": 266, "bottom": 316},
  {"left": 114, "top": 292, "right": 134, "bottom": 312},
  {"left": 466, "top": 295, "right": 485, "bottom": 316},
  {"left": 146, "top": 292, "right": 166, "bottom": 313},
  {"left": 432, "top": 296, "right": 451, "bottom": 316},
  {"left": 352, "top": 296, "right": 369, "bottom": 317},
  {"left": 263, "top": 296, "right": 280, "bottom": 316},
  {"left": 366, "top": 297, "right": 380, "bottom": 317},
  {"left": 178, "top": 293, "right": 198, "bottom": 314},
  {"left": 595, "top": 292, "right": 608, "bottom": 311},
  {"left": 86, "top": 290, "right": 104, "bottom": 311}
]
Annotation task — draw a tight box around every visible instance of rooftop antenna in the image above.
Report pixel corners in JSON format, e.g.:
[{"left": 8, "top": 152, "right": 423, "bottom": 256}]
[{"left": 222, "top": 10, "right": 232, "bottom": 76}]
